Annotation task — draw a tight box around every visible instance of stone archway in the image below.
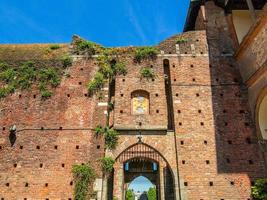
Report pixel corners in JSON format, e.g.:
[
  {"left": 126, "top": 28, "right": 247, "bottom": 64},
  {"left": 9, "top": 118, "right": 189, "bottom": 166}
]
[
  {"left": 111, "top": 142, "right": 176, "bottom": 200},
  {"left": 256, "top": 87, "right": 267, "bottom": 140}
]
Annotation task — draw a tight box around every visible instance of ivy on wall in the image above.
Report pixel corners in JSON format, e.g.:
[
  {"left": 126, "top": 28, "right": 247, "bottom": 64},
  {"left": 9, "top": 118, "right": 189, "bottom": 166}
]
[
  {"left": 71, "top": 37, "right": 159, "bottom": 96},
  {"left": 94, "top": 125, "right": 119, "bottom": 150},
  {"left": 0, "top": 54, "right": 72, "bottom": 99},
  {"left": 176, "top": 37, "right": 188, "bottom": 44},
  {"left": 72, "top": 164, "right": 96, "bottom": 200},
  {"left": 134, "top": 47, "right": 159, "bottom": 63},
  {"left": 140, "top": 67, "right": 156, "bottom": 80},
  {"left": 252, "top": 179, "right": 267, "bottom": 200},
  {"left": 101, "top": 156, "right": 115, "bottom": 174}
]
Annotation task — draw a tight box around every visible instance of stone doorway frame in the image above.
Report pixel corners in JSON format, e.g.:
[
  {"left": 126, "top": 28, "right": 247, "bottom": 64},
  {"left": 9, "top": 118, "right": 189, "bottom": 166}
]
[{"left": 111, "top": 142, "right": 176, "bottom": 200}]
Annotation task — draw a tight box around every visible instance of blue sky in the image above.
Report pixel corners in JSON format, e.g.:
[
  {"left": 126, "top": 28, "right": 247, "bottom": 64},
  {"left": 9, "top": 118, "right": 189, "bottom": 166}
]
[
  {"left": 0, "top": 0, "right": 189, "bottom": 46},
  {"left": 129, "top": 176, "right": 154, "bottom": 193}
]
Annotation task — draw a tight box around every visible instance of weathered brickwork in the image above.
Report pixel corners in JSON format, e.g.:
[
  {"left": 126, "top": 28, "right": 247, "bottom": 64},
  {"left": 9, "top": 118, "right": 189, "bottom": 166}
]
[
  {"left": 0, "top": 1, "right": 267, "bottom": 199},
  {"left": 113, "top": 57, "right": 168, "bottom": 130},
  {"left": 0, "top": 53, "right": 106, "bottom": 199}
]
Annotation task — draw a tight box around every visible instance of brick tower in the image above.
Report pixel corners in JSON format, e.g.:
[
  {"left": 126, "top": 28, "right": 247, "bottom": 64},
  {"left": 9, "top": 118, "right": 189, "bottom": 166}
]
[{"left": 0, "top": 0, "right": 266, "bottom": 199}]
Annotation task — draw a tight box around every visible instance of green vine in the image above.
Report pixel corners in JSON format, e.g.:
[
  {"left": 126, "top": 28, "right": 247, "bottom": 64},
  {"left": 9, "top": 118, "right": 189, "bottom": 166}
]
[
  {"left": 176, "top": 38, "right": 188, "bottom": 44},
  {"left": 140, "top": 67, "right": 156, "bottom": 80},
  {"left": 49, "top": 44, "right": 60, "bottom": 50},
  {"left": 101, "top": 157, "right": 115, "bottom": 174},
  {"left": 60, "top": 55, "right": 73, "bottom": 68},
  {"left": 134, "top": 47, "right": 159, "bottom": 63},
  {"left": 94, "top": 125, "right": 105, "bottom": 137},
  {"left": 87, "top": 72, "right": 105, "bottom": 95},
  {"left": 87, "top": 49, "right": 127, "bottom": 95},
  {"left": 72, "top": 164, "right": 96, "bottom": 200},
  {"left": 252, "top": 179, "right": 267, "bottom": 200},
  {"left": 72, "top": 36, "right": 103, "bottom": 56},
  {"left": 0, "top": 55, "right": 72, "bottom": 99},
  {"left": 94, "top": 125, "right": 119, "bottom": 150},
  {"left": 104, "top": 128, "right": 119, "bottom": 150}
]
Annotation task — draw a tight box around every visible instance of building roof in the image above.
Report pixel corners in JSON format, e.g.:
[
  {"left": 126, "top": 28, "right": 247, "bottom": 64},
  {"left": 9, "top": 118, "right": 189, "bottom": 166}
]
[{"left": 183, "top": 0, "right": 266, "bottom": 32}]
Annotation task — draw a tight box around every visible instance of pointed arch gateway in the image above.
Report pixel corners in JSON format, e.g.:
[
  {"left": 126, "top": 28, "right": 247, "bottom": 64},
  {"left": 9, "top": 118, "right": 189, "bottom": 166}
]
[{"left": 109, "top": 143, "right": 176, "bottom": 200}]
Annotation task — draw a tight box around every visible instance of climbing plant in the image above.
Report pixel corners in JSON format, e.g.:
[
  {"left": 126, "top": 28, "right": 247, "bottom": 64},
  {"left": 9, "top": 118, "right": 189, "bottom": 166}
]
[
  {"left": 87, "top": 72, "right": 105, "bottom": 95},
  {"left": 0, "top": 53, "right": 72, "bottom": 99},
  {"left": 94, "top": 125, "right": 119, "bottom": 150},
  {"left": 87, "top": 52, "right": 127, "bottom": 94},
  {"left": 252, "top": 179, "right": 267, "bottom": 200},
  {"left": 140, "top": 67, "right": 156, "bottom": 80},
  {"left": 72, "top": 164, "right": 96, "bottom": 200},
  {"left": 100, "top": 156, "right": 115, "bottom": 174},
  {"left": 176, "top": 38, "right": 188, "bottom": 44},
  {"left": 49, "top": 44, "right": 60, "bottom": 50},
  {"left": 134, "top": 47, "right": 159, "bottom": 63},
  {"left": 104, "top": 128, "right": 119, "bottom": 150},
  {"left": 60, "top": 55, "right": 73, "bottom": 68},
  {"left": 94, "top": 125, "right": 104, "bottom": 137},
  {"left": 72, "top": 36, "right": 103, "bottom": 56}
]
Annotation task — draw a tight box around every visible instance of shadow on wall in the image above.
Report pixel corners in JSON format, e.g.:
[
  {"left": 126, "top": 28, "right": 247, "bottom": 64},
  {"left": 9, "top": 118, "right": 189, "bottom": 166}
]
[{"left": 206, "top": 0, "right": 267, "bottom": 194}]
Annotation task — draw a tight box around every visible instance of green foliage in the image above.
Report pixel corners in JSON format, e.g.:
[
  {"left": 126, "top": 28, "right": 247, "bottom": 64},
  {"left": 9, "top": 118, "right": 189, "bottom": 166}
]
[
  {"left": 147, "top": 187, "right": 157, "bottom": 200},
  {"left": 61, "top": 55, "right": 73, "bottom": 68},
  {"left": 134, "top": 47, "right": 159, "bottom": 62},
  {"left": 97, "top": 54, "right": 127, "bottom": 79},
  {"left": 72, "top": 164, "right": 96, "bottom": 200},
  {"left": 252, "top": 179, "right": 267, "bottom": 200},
  {"left": 94, "top": 125, "right": 104, "bottom": 137},
  {"left": 16, "top": 61, "right": 36, "bottom": 89},
  {"left": 87, "top": 72, "right": 105, "bottom": 94},
  {"left": 112, "top": 62, "right": 127, "bottom": 76},
  {"left": 140, "top": 67, "right": 155, "bottom": 80},
  {"left": 0, "top": 68, "right": 16, "bottom": 83},
  {"left": 0, "top": 61, "right": 65, "bottom": 99},
  {"left": 40, "top": 89, "right": 52, "bottom": 98},
  {"left": 126, "top": 189, "right": 135, "bottom": 200},
  {"left": 74, "top": 37, "right": 102, "bottom": 56},
  {"left": 101, "top": 157, "right": 115, "bottom": 174},
  {"left": 94, "top": 125, "right": 119, "bottom": 149},
  {"left": 104, "top": 128, "right": 119, "bottom": 150},
  {"left": 50, "top": 44, "right": 60, "bottom": 50},
  {"left": 108, "top": 101, "right": 114, "bottom": 111},
  {"left": 0, "top": 85, "right": 15, "bottom": 98},
  {"left": 176, "top": 38, "right": 188, "bottom": 44}
]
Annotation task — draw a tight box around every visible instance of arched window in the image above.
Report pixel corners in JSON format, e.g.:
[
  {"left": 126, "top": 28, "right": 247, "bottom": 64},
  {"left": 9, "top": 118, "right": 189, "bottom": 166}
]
[
  {"left": 259, "top": 94, "right": 267, "bottom": 139},
  {"left": 131, "top": 90, "right": 149, "bottom": 115}
]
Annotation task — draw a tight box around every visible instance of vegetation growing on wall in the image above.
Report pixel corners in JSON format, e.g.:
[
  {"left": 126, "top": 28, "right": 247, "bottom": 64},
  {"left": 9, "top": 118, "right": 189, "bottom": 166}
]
[
  {"left": 94, "top": 125, "right": 119, "bottom": 150},
  {"left": 104, "top": 127, "right": 119, "bottom": 150},
  {"left": 0, "top": 55, "right": 72, "bottom": 99},
  {"left": 140, "top": 67, "right": 156, "bottom": 80},
  {"left": 101, "top": 157, "right": 115, "bottom": 174},
  {"left": 134, "top": 47, "right": 159, "bottom": 63},
  {"left": 49, "top": 44, "right": 60, "bottom": 50},
  {"left": 87, "top": 72, "right": 105, "bottom": 94},
  {"left": 176, "top": 38, "right": 188, "bottom": 44},
  {"left": 72, "top": 36, "right": 103, "bottom": 56},
  {"left": 72, "top": 164, "right": 96, "bottom": 200},
  {"left": 252, "top": 179, "right": 267, "bottom": 200},
  {"left": 87, "top": 49, "right": 127, "bottom": 95}
]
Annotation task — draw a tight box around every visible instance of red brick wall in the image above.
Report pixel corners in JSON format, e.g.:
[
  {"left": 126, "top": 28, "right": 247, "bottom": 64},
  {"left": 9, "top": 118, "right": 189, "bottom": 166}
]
[
  {"left": 0, "top": 58, "right": 106, "bottom": 199},
  {"left": 0, "top": 4, "right": 266, "bottom": 199},
  {"left": 113, "top": 57, "right": 168, "bottom": 130}
]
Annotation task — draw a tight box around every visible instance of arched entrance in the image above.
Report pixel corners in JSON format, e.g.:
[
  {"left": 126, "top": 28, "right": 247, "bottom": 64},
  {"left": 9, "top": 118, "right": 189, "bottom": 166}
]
[
  {"left": 258, "top": 93, "right": 267, "bottom": 139},
  {"left": 125, "top": 159, "right": 159, "bottom": 199},
  {"left": 109, "top": 143, "right": 175, "bottom": 200}
]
